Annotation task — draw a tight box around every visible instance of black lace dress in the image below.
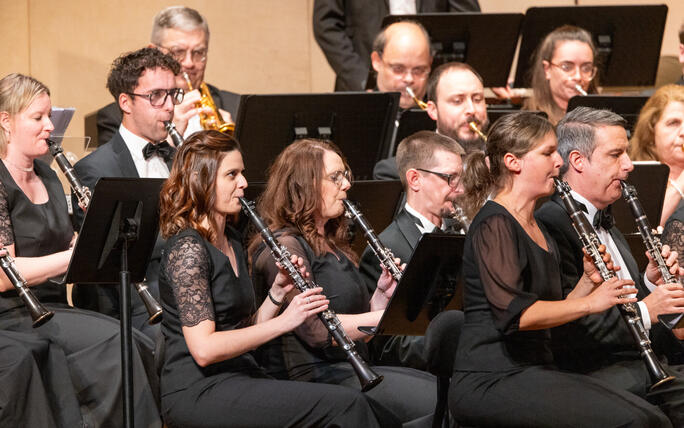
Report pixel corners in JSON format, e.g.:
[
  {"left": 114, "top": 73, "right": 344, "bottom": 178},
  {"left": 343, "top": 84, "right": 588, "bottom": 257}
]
[
  {"left": 662, "top": 200, "right": 684, "bottom": 268},
  {"left": 0, "top": 159, "right": 160, "bottom": 428},
  {"left": 449, "top": 201, "right": 670, "bottom": 427},
  {"left": 252, "top": 232, "right": 437, "bottom": 427},
  {"left": 158, "top": 227, "right": 380, "bottom": 428}
]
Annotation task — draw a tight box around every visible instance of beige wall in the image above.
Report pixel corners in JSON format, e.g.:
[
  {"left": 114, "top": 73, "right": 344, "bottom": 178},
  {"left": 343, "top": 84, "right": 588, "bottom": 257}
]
[{"left": 1, "top": 0, "right": 682, "bottom": 159}]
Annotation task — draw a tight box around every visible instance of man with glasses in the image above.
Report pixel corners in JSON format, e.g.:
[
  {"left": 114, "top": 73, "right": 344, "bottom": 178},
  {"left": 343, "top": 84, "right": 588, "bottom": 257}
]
[
  {"left": 95, "top": 6, "right": 240, "bottom": 145},
  {"left": 359, "top": 130, "right": 465, "bottom": 368},
  {"left": 71, "top": 47, "right": 182, "bottom": 339}
]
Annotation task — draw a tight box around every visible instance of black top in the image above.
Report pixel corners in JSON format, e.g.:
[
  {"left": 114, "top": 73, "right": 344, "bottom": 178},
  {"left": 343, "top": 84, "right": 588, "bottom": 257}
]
[
  {"left": 253, "top": 232, "right": 370, "bottom": 381},
  {"left": 662, "top": 200, "right": 684, "bottom": 268},
  {"left": 0, "top": 160, "right": 72, "bottom": 313},
  {"left": 159, "top": 227, "right": 265, "bottom": 396},
  {"left": 454, "top": 201, "right": 561, "bottom": 372}
]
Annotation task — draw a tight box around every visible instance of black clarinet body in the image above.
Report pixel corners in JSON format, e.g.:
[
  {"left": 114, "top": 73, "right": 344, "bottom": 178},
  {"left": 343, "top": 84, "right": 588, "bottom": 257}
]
[
  {"left": 554, "top": 178, "right": 674, "bottom": 390},
  {"left": 0, "top": 251, "right": 54, "bottom": 327},
  {"left": 342, "top": 200, "right": 402, "bottom": 282},
  {"left": 164, "top": 121, "right": 184, "bottom": 147},
  {"left": 46, "top": 139, "right": 162, "bottom": 324},
  {"left": 239, "top": 197, "right": 383, "bottom": 391}
]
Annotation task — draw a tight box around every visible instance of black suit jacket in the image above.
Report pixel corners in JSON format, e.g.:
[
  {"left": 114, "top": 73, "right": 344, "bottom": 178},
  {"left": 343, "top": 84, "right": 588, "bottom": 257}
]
[
  {"left": 95, "top": 83, "right": 240, "bottom": 147},
  {"left": 71, "top": 131, "right": 170, "bottom": 324},
  {"left": 536, "top": 193, "right": 683, "bottom": 370},
  {"left": 313, "top": 0, "right": 481, "bottom": 92}
]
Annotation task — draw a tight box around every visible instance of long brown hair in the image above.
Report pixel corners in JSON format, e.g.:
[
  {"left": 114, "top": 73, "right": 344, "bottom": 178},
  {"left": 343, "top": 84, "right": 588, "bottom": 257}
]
[
  {"left": 524, "top": 25, "right": 598, "bottom": 125},
  {"left": 249, "top": 138, "right": 357, "bottom": 262},
  {"left": 159, "top": 130, "right": 241, "bottom": 243},
  {"left": 630, "top": 84, "right": 684, "bottom": 161}
]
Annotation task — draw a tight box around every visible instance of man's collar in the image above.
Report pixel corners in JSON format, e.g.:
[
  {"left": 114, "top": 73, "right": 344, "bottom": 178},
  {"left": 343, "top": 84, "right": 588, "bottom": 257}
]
[
  {"left": 118, "top": 124, "right": 152, "bottom": 160},
  {"left": 404, "top": 202, "right": 439, "bottom": 233},
  {"left": 569, "top": 190, "right": 599, "bottom": 224}
]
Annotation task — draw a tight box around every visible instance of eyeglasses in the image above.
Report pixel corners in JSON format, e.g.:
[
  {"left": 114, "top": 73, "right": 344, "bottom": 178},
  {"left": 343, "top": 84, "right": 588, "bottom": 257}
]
[
  {"left": 416, "top": 168, "right": 461, "bottom": 188},
  {"left": 326, "top": 170, "right": 353, "bottom": 187},
  {"left": 126, "top": 88, "right": 184, "bottom": 107},
  {"left": 161, "top": 46, "right": 208, "bottom": 64},
  {"left": 549, "top": 61, "right": 597, "bottom": 79},
  {"left": 381, "top": 57, "right": 430, "bottom": 79}
]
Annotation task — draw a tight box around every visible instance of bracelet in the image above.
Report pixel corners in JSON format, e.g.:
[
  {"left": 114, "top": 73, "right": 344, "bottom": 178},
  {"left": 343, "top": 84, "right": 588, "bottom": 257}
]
[
  {"left": 669, "top": 179, "right": 684, "bottom": 199},
  {"left": 267, "top": 290, "right": 283, "bottom": 306}
]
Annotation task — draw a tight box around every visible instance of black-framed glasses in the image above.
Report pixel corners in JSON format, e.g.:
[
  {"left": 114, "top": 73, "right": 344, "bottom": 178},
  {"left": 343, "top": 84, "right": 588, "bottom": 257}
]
[
  {"left": 327, "top": 169, "right": 353, "bottom": 187},
  {"left": 161, "top": 46, "right": 208, "bottom": 64},
  {"left": 416, "top": 168, "right": 460, "bottom": 188},
  {"left": 126, "top": 88, "right": 184, "bottom": 107},
  {"left": 549, "top": 61, "right": 597, "bottom": 79}
]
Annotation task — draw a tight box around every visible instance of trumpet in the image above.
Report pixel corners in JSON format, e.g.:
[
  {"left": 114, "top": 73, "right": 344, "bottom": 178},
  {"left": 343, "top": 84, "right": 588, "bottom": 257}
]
[
  {"left": 468, "top": 121, "right": 487, "bottom": 141},
  {"left": 405, "top": 87, "right": 427, "bottom": 110},
  {"left": 183, "top": 72, "right": 234, "bottom": 134},
  {"left": 0, "top": 250, "right": 54, "bottom": 327}
]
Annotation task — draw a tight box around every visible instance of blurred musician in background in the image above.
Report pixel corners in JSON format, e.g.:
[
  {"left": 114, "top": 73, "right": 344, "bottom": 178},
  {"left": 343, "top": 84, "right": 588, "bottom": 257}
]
[
  {"left": 313, "top": 0, "right": 480, "bottom": 92},
  {"left": 96, "top": 6, "right": 240, "bottom": 145},
  {"left": 524, "top": 25, "right": 598, "bottom": 125},
  {"left": 72, "top": 47, "right": 181, "bottom": 339},
  {"left": 0, "top": 73, "right": 159, "bottom": 427},
  {"left": 678, "top": 22, "right": 684, "bottom": 86}
]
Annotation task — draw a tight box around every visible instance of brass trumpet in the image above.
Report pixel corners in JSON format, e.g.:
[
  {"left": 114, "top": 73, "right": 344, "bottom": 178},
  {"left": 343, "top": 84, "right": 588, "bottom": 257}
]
[
  {"left": 406, "top": 87, "right": 427, "bottom": 110},
  {"left": 183, "top": 72, "right": 234, "bottom": 134},
  {"left": 468, "top": 121, "right": 487, "bottom": 141}
]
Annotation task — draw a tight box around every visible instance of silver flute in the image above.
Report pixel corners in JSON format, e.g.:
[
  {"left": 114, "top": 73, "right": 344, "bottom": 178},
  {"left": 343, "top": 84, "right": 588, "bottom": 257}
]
[
  {"left": 342, "top": 200, "right": 402, "bottom": 281},
  {"left": 0, "top": 250, "right": 54, "bottom": 327},
  {"left": 239, "top": 197, "right": 383, "bottom": 391},
  {"left": 554, "top": 178, "right": 674, "bottom": 390}
]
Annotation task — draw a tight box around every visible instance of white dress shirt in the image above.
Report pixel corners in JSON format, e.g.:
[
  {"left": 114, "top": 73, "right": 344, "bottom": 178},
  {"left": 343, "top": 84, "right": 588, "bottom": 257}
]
[
  {"left": 389, "top": 0, "right": 417, "bottom": 14},
  {"left": 119, "top": 124, "right": 170, "bottom": 179},
  {"left": 405, "top": 203, "right": 441, "bottom": 234}
]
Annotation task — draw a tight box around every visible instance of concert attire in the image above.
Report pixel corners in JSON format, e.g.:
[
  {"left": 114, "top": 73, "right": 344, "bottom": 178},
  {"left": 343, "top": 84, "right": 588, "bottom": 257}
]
[
  {"left": 71, "top": 126, "right": 173, "bottom": 340},
  {"left": 252, "top": 232, "right": 437, "bottom": 427},
  {"left": 313, "top": 0, "right": 481, "bottom": 92},
  {"left": 536, "top": 192, "right": 684, "bottom": 425},
  {"left": 95, "top": 84, "right": 240, "bottom": 147},
  {"left": 450, "top": 201, "right": 670, "bottom": 427},
  {"left": 0, "top": 159, "right": 160, "bottom": 428},
  {"left": 662, "top": 200, "right": 684, "bottom": 268},
  {"left": 158, "top": 227, "right": 381, "bottom": 428}
]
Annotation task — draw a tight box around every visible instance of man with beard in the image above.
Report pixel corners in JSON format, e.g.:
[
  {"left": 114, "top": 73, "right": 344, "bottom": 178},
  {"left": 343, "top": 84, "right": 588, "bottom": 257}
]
[
  {"left": 360, "top": 131, "right": 465, "bottom": 369},
  {"left": 374, "top": 62, "right": 488, "bottom": 179}
]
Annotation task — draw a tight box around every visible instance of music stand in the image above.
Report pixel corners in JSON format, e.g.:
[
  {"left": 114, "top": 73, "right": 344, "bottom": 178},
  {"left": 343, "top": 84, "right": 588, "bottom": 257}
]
[
  {"left": 513, "top": 5, "right": 668, "bottom": 88},
  {"left": 233, "top": 92, "right": 400, "bottom": 182},
  {"left": 567, "top": 95, "right": 649, "bottom": 134},
  {"left": 393, "top": 110, "right": 436, "bottom": 156},
  {"left": 373, "top": 13, "right": 524, "bottom": 88},
  {"left": 361, "top": 233, "right": 465, "bottom": 336},
  {"left": 64, "top": 177, "right": 164, "bottom": 428}
]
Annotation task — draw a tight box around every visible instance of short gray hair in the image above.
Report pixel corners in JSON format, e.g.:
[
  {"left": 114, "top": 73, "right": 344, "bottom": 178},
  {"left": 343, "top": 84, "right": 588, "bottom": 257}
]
[
  {"left": 556, "top": 107, "right": 626, "bottom": 176},
  {"left": 150, "top": 6, "right": 209, "bottom": 45}
]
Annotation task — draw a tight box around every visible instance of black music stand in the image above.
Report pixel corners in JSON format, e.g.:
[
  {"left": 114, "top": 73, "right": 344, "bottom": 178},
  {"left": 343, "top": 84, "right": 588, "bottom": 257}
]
[
  {"left": 372, "top": 13, "right": 524, "bottom": 88},
  {"left": 64, "top": 177, "right": 164, "bottom": 428},
  {"left": 361, "top": 233, "right": 465, "bottom": 336},
  {"left": 233, "top": 92, "right": 400, "bottom": 182},
  {"left": 567, "top": 95, "right": 649, "bottom": 135},
  {"left": 393, "top": 110, "right": 436, "bottom": 156},
  {"left": 513, "top": 5, "right": 668, "bottom": 88}
]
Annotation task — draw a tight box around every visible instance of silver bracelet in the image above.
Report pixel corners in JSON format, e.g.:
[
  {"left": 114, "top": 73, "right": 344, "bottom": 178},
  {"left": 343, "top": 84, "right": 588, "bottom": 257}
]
[{"left": 267, "top": 290, "right": 283, "bottom": 306}]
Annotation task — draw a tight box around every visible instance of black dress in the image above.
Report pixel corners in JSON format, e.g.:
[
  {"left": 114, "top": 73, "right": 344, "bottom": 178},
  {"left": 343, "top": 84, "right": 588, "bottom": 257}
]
[
  {"left": 449, "top": 201, "right": 670, "bottom": 428},
  {"left": 252, "top": 232, "right": 437, "bottom": 427},
  {"left": 662, "top": 200, "right": 684, "bottom": 268},
  {"left": 158, "top": 227, "right": 380, "bottom": 428},
  {"left": 0, "top": 159, "right": 160, "bottom": 428}
]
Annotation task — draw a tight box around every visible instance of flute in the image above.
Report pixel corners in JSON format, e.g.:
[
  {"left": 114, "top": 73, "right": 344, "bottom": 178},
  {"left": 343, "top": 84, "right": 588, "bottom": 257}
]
[
  {"left": 0, "top": 250, "right": 54, "bottom": 327},
  {"left": 554, "top": 177, "right": 674, "bottom": 390},
  {"left": 239, "top": 197, "right": 383, "bottom": 391}
]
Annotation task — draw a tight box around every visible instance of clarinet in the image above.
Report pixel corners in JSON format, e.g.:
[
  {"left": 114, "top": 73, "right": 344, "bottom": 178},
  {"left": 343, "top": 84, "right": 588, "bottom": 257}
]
[
  {"left": 554, "top": 178, "right": 674, "bottom": 389},
  {"left": 164, "top": 121, "right": 184, "bottom": 147},
  {"left": 239, "top": 197, "right": 383, "bottom": 391},
  {"left": 46, "top": 139, "right": 163, "bottom": 324},
  {"left": 342, "top": 200, "right": 402, "bottom": 281},
  {"left": 0, "top": 250, "right": 54, "bottom": 327}
]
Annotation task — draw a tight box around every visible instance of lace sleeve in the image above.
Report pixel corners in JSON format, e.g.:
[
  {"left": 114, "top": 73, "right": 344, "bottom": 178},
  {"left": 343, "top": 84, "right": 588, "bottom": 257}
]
[
  {"left": 662, "top": 219, "right": 684, "bottom": 268},
  {"left": 165, "top": 234, "right": 214, "bottom": 327},
  {"left": 0, "top": 181, "right": 14, "bottom": 246}
]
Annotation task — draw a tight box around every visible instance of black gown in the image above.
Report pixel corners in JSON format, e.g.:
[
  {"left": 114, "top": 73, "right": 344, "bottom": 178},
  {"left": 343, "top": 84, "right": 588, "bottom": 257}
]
[
  {"left": 252, "top": 232, "right": 437, "bottom": 427},
  {"left": 449, "top": 201, "right": 670, "bottom": 428},
  {"left": 0, "top": 159, "right": 160, "bottom": 428},
  {"left": 158, "top": 227, "right": 381, "bottom": 428}
]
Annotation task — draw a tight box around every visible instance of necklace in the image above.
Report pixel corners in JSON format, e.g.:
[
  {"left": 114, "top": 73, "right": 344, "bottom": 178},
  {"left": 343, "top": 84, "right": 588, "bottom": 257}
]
[{"left": 3, "top": 159, "right": 34, "bottom": 172}]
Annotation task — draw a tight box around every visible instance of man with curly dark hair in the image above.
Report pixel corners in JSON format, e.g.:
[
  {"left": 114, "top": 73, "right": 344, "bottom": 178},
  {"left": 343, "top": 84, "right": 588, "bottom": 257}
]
[{"left": 71, "top": 47, "right": 182, "bottom": 339}]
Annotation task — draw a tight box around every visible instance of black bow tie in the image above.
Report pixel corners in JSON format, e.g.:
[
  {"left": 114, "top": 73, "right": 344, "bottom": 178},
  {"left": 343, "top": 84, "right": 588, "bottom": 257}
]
[
  {"left": 142, "top": 141, "right": 175, "bottom": 162},
  {"left": 576, "top": 200, "right": 614, "bottom": 230}
]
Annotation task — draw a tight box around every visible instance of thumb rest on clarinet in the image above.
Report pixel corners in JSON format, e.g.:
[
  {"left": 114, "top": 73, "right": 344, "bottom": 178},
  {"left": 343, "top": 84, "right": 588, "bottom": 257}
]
[
  {"left": 553, "top": 177, "right": 674, "bottom": 390},
  {"left": 238, "top": 197, "right": 383, "bottom": 391},
  {"left": 0, "top": 250, "right": 54, "bottom": 327},
  {"left": 45, "top": 138, "right": 163, "bottom": 324}
]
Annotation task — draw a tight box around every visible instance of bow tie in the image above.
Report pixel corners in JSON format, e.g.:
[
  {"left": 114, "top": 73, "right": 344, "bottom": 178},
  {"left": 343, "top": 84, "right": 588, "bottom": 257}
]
[
  {"left": 576, "top": 200, "right": 614, "bottom": 230},
  {"left": 142, "top": 141, "right": 175, "bottom": 162}
]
